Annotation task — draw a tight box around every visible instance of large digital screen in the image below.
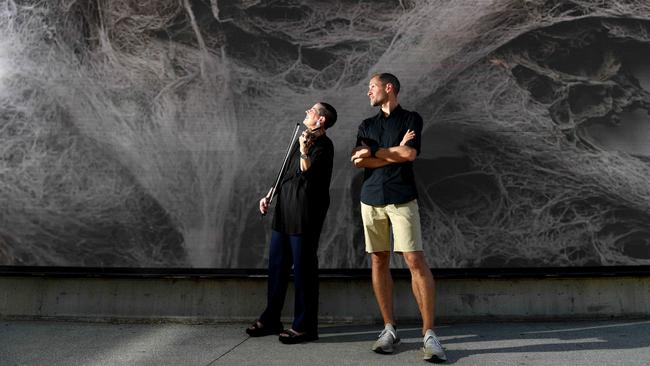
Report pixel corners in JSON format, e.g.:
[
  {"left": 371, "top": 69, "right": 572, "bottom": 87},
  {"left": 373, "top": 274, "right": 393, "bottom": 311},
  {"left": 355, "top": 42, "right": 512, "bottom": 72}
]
[{"left": 2, "top": 0, "right": 650, "bottom": 269}]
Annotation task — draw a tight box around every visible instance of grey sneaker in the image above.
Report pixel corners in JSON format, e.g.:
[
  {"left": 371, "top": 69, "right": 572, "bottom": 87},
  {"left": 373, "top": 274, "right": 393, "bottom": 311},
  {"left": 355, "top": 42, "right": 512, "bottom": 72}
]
[
  {"left": 423, "top": 329, "right": 446, "bottom": 363},
  {"left": 372, "top": 324, "right": 400, "bottom": 354}
]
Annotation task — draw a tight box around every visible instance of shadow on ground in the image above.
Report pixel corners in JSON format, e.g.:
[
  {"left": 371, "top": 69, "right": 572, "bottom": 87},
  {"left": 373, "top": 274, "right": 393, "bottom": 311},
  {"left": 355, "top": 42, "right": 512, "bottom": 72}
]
[{"left": 315, "top": 320, "right": 650, "bottom": 363}]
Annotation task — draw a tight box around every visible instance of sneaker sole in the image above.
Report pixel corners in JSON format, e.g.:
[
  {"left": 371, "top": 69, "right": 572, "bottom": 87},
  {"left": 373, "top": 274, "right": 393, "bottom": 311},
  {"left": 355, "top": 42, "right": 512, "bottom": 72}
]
[
  {"left": 423, "top": 350, "right": 447, "bottom": 363},
  {"left": 372, "top": 339, "right": 400, "bottom": 354}
]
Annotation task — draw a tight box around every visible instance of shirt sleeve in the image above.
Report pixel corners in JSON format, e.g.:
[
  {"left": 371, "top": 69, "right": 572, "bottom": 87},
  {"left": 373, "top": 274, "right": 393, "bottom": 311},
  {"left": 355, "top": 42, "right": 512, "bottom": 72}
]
[
  {"left": 405, "top": 112, "right": 423, "bottom": 155},
  {"left": 356, "top": 120, "right": 379, "bottom": 150},
  {"left": 355, "top": 122, "right": 366, "bottom": 147}
]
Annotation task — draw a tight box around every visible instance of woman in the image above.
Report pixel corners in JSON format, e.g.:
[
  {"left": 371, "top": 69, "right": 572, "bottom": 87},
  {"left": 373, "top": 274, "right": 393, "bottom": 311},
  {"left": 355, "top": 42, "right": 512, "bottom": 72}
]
[{"left": 246, "top": 102, "right": 337, "bottom": 344}]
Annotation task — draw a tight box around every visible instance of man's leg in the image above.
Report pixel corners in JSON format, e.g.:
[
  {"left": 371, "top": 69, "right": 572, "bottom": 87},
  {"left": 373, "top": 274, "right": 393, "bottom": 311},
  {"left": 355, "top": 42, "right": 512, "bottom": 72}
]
[
  {"left": 404, "top": 251, "right": 447, "bottom": 362},
  {"left": 387, "top": 200, "right": 435, "bottom": 333},
  {"left": 362, "top": 202, "right": 400, "bottom": 353},
  {"left": 361, "top": 202, "right": 393, "bottom": 324},
  {"left": 371, "top": 251, "right": 395, "bottom": 326},
  {"left": 403, "top": 251, "right": 435, "bottom": 333},
  {"left": 370, "top": 251, "right": 401, "bottom": 354}
]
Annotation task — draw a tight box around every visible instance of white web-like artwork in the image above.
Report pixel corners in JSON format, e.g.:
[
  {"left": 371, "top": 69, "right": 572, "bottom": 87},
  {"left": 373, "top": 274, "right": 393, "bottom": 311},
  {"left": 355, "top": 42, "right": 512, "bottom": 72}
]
[{"left": 2, "top": 0, "right": 650, "bottom": 268}]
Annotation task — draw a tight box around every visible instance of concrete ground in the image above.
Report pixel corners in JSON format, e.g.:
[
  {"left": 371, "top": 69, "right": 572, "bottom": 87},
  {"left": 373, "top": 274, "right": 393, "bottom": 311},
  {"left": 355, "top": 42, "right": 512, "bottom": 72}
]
[{"left": 1, "top": 319, "right": 650, "bottom": 365}]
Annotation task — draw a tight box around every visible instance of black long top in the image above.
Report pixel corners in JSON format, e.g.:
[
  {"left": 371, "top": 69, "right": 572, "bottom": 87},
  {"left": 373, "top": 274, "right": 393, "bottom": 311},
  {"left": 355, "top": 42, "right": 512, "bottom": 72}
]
[
  {"left": 272, "top": 134, "right": 334, "bottom": 235},
  {"left": 356, "top": 105, "right": 422, "bottom": 205}
]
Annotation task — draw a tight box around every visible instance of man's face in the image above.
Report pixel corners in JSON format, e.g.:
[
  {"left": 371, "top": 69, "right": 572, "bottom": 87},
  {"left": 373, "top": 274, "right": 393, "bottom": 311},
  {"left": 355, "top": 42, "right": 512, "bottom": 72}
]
[
  {"left": 303, "top": 103, "right": 323, "bottom": 129},
  {"left": 368, "top": 77, "right": 388, "bottom": 106}
]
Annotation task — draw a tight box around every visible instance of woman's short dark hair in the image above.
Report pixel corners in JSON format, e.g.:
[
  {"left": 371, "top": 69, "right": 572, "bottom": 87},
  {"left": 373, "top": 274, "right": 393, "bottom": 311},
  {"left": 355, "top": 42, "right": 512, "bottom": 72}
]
[{"left": 317, "top": 102, "right": 337, "bottom": 129}]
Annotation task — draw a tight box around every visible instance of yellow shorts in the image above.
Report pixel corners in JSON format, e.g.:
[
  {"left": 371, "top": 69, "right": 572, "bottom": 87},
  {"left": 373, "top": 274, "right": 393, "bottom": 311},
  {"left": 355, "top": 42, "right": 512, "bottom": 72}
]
[{"left": 361, "top": 199, "right": 423, "bottom": 253}]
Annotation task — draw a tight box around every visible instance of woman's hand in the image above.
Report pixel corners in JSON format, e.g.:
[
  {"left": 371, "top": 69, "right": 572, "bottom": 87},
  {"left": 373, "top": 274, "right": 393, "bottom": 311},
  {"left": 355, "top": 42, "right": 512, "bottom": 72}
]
[
  {"left": 299, "top": 130, "right": 314, "bottom": 155},
  {"left": 259, "top": 196, "right": 269, "bottom": 215},
  {"left": 259, "top": 188, "right": 273, "bottom": 214}
]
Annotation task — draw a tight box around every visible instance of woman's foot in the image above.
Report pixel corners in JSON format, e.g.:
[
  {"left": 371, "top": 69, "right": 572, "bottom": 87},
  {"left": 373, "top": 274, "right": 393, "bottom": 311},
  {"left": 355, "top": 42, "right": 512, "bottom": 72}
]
[
  {"left": 278, "top": 328, "right": 319, "bottom": 344},
  {"left": 245, "top": 320, "right": 282, "bottom": 337}
]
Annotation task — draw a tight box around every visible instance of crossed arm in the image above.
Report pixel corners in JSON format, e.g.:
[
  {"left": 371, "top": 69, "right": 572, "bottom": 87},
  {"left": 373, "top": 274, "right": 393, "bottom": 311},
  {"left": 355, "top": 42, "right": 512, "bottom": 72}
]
[{"left": 350, "top": 129, "right": 416, "bottom": 168}]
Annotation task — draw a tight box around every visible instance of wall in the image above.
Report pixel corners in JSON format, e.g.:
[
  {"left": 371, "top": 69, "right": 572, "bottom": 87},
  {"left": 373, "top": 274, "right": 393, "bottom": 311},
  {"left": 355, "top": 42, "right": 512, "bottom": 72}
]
[{"left": 1, "top": 275, "right": 648, "bottom": 323}]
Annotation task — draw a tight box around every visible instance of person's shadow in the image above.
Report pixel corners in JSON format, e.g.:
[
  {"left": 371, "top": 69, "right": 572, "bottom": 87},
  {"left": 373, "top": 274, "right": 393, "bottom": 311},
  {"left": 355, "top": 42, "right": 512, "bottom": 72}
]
[{"left": 315, "top": 319, "right": 650, "bottom": 363}]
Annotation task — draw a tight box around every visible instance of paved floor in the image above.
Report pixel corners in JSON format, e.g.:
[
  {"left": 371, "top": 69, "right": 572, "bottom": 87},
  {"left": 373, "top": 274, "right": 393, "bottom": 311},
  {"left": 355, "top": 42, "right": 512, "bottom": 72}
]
[{"left": 1, "top": 319, "right": 650, "bottom": 365}]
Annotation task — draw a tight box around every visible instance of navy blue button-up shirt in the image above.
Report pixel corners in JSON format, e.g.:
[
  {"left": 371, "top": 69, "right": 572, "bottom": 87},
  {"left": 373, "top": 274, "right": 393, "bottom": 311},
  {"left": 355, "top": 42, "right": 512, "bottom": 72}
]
[{"left": 356, "top": 105, "right": 423, "bottom": 205}]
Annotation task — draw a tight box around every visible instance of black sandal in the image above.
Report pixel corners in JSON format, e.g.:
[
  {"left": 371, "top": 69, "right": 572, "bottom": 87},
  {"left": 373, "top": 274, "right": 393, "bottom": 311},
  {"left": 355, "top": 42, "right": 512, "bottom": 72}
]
[
  {"left": 278, "top": 329, "right": 319, "bottom": 344},
  {"left": 245, "top": 320, "right": 282, "bottom": 337}
]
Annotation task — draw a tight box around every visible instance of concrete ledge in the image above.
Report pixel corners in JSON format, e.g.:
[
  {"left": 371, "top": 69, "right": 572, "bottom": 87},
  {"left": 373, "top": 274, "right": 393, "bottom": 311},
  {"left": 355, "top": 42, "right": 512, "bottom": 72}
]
[{"left": 1, "top": 276, "right": 649, "bottom": 323}]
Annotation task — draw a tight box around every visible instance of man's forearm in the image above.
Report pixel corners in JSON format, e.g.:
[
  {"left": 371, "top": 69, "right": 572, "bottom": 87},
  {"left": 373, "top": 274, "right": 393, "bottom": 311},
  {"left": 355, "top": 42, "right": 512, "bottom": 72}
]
[
  {"left": 353, "top": 157, "right": 392, "bottom": 169},
  {"left": 375, "top": 145, "right": 416, "bottom": 163}
]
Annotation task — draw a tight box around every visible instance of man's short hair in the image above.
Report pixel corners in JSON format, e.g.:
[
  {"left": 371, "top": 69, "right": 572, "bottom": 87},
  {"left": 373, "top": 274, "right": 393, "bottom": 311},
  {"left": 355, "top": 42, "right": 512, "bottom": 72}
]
[
  {"left": 372, "top": 73, "right": 401, "bottom": 95},
  {"left": 317, "top": 102, "right": 337, "bottom": 129}
]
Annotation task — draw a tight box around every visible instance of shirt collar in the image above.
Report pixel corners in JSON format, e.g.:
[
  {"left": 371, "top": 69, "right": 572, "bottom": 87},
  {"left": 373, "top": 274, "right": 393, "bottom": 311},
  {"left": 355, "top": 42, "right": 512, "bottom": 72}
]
[{"left": 376, "top": 104, "right": 403, "bottom": 120}]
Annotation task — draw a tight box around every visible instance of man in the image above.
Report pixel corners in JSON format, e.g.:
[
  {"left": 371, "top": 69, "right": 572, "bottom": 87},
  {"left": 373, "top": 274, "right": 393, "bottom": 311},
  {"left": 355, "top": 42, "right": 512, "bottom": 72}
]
[
  {"left": 350, "top": 73, "right": 446, "bottom": 362},
  {"left": 246, "top": 102, "right": 337, "bottom": 345}
]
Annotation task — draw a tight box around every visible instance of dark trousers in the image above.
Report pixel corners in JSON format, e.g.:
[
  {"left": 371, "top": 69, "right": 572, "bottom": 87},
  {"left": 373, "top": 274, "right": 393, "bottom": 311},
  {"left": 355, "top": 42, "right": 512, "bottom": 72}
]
[{"left": 259, "top": 230, "right": 319, "bottom": 334}]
